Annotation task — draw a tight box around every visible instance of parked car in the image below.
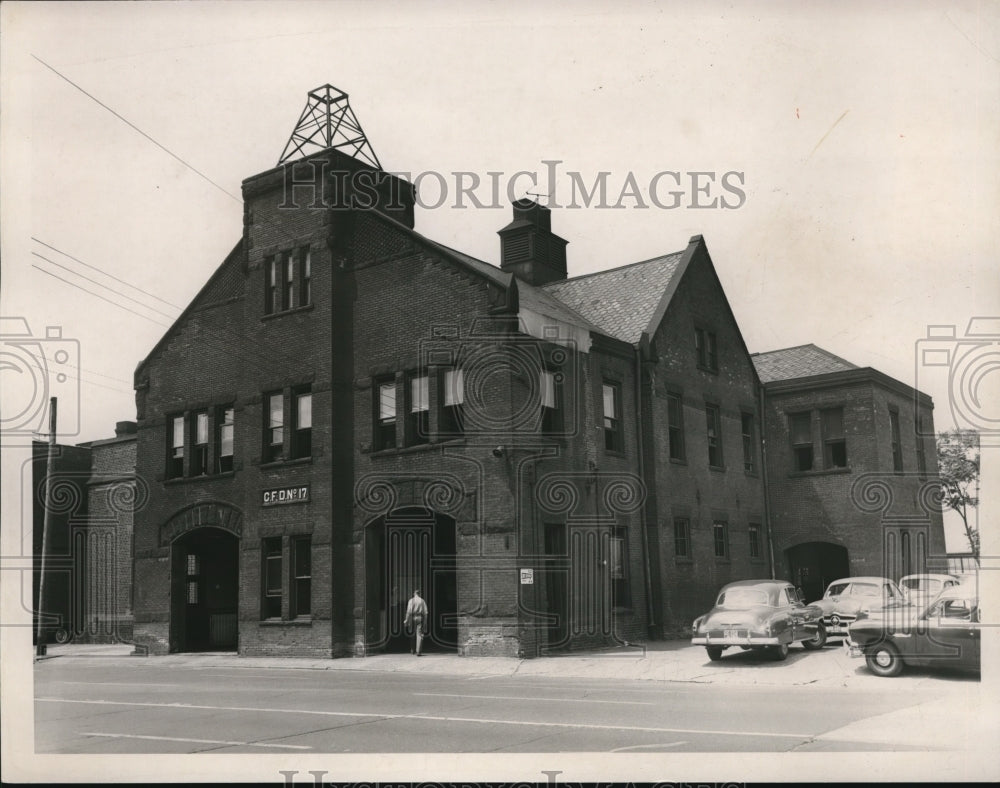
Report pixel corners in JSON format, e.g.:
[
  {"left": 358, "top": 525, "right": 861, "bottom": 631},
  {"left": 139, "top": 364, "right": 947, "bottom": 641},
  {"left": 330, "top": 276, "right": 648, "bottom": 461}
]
[
  {"left": 845, "top": 584, "right": 981, "bottom": 676},
  {"left": 899, "top": 573, "right": 961, "bottom": 608},
  {"left": 691, "top": 579, "right": 827, "bottom": 662},
  {"left": 812, "top": 576, "right": 906, "bottom": 638}
]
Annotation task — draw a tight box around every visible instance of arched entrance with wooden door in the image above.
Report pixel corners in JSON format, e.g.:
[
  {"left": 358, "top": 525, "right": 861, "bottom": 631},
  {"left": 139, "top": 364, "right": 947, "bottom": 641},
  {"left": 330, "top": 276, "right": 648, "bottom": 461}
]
[
  {"left": 169, "top": 527, "right": 239, "bottom": 652},
  {"left": 364, "top": 507, "right": 458, "bottom": 653}
]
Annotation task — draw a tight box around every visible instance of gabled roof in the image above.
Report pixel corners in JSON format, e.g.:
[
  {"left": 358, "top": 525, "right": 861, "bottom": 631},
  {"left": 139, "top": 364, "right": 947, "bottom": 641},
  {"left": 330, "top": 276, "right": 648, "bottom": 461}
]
[
  {"left": 750, "top": 344, "right": 858, "bottom": 383},
  {"left": 540, "top": 252, "right": 685, "bottom": 344}
]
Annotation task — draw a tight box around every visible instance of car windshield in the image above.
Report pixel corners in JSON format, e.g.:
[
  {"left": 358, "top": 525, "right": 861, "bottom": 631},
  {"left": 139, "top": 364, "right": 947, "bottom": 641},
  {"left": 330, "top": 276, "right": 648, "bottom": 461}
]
[
  {"left": 825, "top": 582, "right": 850, "bottom": 597},
  {"left": 852, "top": 583, "right": 880, "bottom": 597},
  {"left": 717, "top": 587, "right": 771, "bottom": 608},
  {"left": 903, "top": 578, "right": 942, "bottom": 593}
]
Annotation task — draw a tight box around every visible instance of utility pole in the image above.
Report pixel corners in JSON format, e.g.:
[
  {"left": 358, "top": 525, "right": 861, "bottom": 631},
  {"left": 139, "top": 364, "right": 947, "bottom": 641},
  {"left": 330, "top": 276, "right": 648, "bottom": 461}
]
[{"left": 35, "top": 397, "right": 57, "bottom": 657}]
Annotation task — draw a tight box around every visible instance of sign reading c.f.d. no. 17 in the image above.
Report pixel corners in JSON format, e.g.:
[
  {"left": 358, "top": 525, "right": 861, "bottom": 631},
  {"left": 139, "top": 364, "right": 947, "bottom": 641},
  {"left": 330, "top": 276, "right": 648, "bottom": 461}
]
[{"left": 262, "top": 485, "right": 310, "bottom": 507}]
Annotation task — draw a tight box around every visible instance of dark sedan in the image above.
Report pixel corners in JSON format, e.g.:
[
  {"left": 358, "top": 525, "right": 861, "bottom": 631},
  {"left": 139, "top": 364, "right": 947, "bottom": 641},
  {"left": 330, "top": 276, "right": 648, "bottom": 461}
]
[
  {"left": 845, "top": 584, "right": 981, "bottom": 677},
  {"left": 691, "top": 579, "right": 827, "bottom": 661}
]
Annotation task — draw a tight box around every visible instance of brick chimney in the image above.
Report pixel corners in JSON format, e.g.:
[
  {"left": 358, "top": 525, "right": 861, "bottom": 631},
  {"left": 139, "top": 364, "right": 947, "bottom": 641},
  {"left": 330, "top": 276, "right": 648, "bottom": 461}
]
[
  {"left": 498, "top": 199, "right": 568, "bottom": 286},
  {"left": 115, "top": 421, "right": 137, "bottom": 437}
]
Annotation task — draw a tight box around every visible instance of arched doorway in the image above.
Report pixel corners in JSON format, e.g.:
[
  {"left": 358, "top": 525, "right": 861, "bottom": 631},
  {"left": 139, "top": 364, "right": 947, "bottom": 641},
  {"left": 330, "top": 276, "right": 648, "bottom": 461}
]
[
  {"left": 785, "top": 541, "right": 850, "bottom": 602},
  {"left": 170, "top": 528, "right": 239, "bottom": 652},
  {"left": 364, "top": 507, "right": 458, "bottom": 653}
]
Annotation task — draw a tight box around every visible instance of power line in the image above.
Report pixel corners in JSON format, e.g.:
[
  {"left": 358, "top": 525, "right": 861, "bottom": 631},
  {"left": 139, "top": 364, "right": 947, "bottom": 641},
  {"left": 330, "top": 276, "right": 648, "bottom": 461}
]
[
  {"left": 31, "top": 265, "right": 172, "bottom": 328},
  {"left": 31, "top": 252, "right": 178, "bottom": 320},
  {"left": 31, "top": 54, "right": 242, "bottom": 206},
  {"left": 32, "top": 237, "right": 183, "bottom": 310}
]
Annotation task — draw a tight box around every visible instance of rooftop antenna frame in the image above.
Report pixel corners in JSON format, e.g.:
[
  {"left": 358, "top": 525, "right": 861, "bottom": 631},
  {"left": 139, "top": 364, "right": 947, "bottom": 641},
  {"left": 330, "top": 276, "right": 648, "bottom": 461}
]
[{"left": 278, "top": 84, "right": 382, "bottom": 169}]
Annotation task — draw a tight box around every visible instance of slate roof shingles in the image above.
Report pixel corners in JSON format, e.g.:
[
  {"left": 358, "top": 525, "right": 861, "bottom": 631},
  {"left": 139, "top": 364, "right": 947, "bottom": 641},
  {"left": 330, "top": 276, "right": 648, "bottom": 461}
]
[
  {"left": 750, "top": 344, "right": 858, "bottom": 383},
  {"left": 540, "top": 252, "right": 685, "bottom": 344}
]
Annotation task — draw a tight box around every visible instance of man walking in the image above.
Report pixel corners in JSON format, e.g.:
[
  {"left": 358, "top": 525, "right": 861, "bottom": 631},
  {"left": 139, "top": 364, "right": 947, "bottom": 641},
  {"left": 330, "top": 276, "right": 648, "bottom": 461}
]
[{"left": 404, "top": 589, "right": 428, "bottom": 656}]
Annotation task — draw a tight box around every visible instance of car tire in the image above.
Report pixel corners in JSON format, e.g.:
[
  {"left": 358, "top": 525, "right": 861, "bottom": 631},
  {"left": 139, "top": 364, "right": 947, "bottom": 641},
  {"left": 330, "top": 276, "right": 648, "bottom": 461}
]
[
  {"left": 54, "top": 628, "right": 70, "bottom": 645},
  {"left": 706, "top": 646, "right": 724, "bottom": 661},
  {"left": 770, "top": 642, "right": 789, "bottom": 661},
  {"left": 865, "top": 643, "right": 903, "bottom": 677},
  {"left": 801, "top": 623, "right": 827, "bottom": 651}
]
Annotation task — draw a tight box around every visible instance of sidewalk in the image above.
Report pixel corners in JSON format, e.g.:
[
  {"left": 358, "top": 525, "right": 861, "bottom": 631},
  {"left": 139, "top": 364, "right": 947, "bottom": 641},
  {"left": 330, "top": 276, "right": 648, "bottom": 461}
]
[{"left": 34, "top": 638, "right": 971, "bottom": 690}]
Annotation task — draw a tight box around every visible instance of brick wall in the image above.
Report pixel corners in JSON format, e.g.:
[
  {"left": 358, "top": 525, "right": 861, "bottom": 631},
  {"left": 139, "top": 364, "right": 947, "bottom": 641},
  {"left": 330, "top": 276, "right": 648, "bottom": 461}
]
[{"left": 645, "top": 242, "right": 769, "bottom": 635}]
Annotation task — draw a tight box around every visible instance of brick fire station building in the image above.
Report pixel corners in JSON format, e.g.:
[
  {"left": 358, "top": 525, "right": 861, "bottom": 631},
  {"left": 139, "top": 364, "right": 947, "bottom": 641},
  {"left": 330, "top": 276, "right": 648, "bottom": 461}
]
[{"left": 128, "top": 87, "right": 944, "bottom": 657}]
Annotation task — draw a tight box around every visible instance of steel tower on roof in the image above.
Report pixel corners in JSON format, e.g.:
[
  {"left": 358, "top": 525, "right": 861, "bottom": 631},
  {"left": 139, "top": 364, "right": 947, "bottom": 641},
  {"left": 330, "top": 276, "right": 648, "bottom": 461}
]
[{"left": 278, "top": 84, "right": 382, "bottom": 169}]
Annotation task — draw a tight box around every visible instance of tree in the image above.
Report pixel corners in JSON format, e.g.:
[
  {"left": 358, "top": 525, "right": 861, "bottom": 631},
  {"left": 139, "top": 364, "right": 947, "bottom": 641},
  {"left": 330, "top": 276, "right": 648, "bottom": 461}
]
[{"left": 936, "top": 429, "right": 980, "bottom": 562}]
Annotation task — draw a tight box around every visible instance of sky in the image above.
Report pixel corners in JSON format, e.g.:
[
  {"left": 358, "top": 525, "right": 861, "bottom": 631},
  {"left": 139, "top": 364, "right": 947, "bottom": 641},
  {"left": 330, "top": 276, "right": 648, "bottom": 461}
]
[
  {"left": 1, "top": 1, "right": 998, "bottom": 780},
  {"left": 3, "top": 0, "right": 997, "bottom": 546}
]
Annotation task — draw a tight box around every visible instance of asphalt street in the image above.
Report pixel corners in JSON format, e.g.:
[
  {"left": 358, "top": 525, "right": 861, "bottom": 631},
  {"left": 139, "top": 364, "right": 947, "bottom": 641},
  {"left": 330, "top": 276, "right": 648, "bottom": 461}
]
[{"left": 34, "top": 645, "right": 983, "bottom": 754}]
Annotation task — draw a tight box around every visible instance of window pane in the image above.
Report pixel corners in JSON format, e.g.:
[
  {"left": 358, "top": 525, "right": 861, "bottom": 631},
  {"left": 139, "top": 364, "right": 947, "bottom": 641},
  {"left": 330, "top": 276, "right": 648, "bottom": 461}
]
[
  {"left": 541, "top": 370, "right": 556, "bottom": 409},
  {"left": 172, "top": 416, "right": 184, "bottom": 449},
  {"left": 220, "top": 408, "right": 234, "bottom": 457},
  {"left": 610, "top": 537, "right": 625, "bottom": 579},
  {"left": 297, "top": 392, "right": 312, "bottom": 429},
  {"left": 379, "top": 382, "right": 396, "bottom": 420},
  {"left": 265, "top": 554, "right": 282, "bottom": 595},
  {"left": 444, "top": 369, "right": 464, "bottom": 406},
  {"left": 294, "top": 538, "right": 311, "bottom": 578},
  {"left": 196, "top": 412, "right": 208, "bottom": 444},
  {"left": 269, "top": 394, "right": 283, "bottom": 427},
  {"left": 789, "top": 412, "right": 811, "bottom": 444},
  {"left": 822, "top": 408, "right": 844, "bottom": 439},
  {"left": 410, "top": 376, "right": 429, "bottom": 412},
  {"left": 603, "top": 384, "right": 616, "bottom": 418}
]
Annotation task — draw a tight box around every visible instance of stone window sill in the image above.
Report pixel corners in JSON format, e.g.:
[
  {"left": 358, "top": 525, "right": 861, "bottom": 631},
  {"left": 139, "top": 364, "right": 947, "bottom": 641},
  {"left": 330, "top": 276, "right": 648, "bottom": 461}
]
[{"left": 261, "top": 304, "right": 314, "bottom": 322}]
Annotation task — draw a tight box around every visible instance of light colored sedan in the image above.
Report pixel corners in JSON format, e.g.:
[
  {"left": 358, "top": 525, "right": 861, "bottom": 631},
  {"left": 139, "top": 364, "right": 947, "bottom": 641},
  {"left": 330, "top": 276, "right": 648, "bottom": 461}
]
[
  {"left": 899, "top": 573, "right": 961, "bottom": 608},
  {"left": 812, "top": 576, "right": 906, "bottom": 638}
]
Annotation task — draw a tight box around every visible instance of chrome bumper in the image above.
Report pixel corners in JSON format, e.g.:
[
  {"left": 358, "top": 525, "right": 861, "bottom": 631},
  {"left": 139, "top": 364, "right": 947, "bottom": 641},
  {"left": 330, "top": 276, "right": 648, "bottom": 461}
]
[{"left": 692, "top": 635, "right": 781, "bottom": 646}]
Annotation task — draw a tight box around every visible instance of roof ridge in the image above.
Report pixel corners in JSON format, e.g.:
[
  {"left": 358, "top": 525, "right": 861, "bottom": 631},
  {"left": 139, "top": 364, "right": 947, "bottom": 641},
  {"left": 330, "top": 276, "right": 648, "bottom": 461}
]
[{"left": 544, "top": 250, "right": 685, "bottom": 286}]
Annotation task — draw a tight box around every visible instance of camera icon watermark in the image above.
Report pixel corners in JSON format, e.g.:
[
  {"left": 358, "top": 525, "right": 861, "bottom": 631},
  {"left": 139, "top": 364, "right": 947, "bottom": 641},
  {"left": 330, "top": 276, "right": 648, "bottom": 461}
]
[
  {"left": 418, "top": 317, "right": 581, "bottom": 440},
  {"left": 915, "top": 317, "right": 1000, "bottom": 444},
  {"left": 0, "top": 317, "right": 80, "bottom": 444}
]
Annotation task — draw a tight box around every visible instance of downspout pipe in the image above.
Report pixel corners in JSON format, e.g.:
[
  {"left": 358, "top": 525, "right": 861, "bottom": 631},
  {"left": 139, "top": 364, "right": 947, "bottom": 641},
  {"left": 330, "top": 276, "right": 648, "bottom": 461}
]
[
  {"left": 759, "top": 382, "right": 777, "bottom": 579},
  {"left": 635, "top": 340, "right": 657, "bottom": 634}
]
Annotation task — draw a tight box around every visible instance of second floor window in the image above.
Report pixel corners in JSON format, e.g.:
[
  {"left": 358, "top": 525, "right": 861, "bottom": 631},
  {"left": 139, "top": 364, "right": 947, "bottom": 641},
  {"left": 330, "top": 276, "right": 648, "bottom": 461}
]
[
  {"left": 603, "top": 381, "right": 623, "bottom": 452},
  {"left": 168, "top": 415, "right": 184, "bottom": 478},
  {"left": 540, "top": 369, "right": 563, "bottom": 433},
  {"left": 216, "top": 406, "right": 234, "bottom": 473},
  {"left": 408, "top": 374, "right": 429, "bottom": 445},
  {"left": 301, "top": 250, "right": 311, "bottom": 307},
  {"left": 822, "top": 407, "right": 847, "bottom": 468},
  {"left": 375, "top": 379, "right": 397, "bottom": 450},
  {"left": 292, "top": 387, "right": 312, "bottom": 459},
  {"left": 741, "top": 412, "right": 756, "bottom": 474},
  {"left": 705, "top": 404, "right": 723, "bottom": 468},
  {"left": 789, "top": 411, "right": 813, "bottom": 471},
  {"left": 889, "top": 407, "right": 903, "bottom": 472},
  {"left": 266, "top": 258, "right": 280, "bottom": 314},
  {"left": 695, "top": 327, "right": 718, "bottom": 372},
  {"left": 192, "top": 410, "right": 209, "bottom": 475},
  {"left": 440, "top": 368, "right": 464, "bottom": 436},
  {"left": 667, "top": 392, "right": 685, "bottom": 461},
  {"left": 264, "top": 391, "right": 284, "bottom": 462}
]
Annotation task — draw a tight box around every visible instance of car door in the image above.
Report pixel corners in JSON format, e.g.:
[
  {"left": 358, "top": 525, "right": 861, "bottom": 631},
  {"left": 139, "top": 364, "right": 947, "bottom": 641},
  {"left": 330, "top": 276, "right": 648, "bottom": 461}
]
[
  {"left": 784, "top": 586, "right": 808, "bottom": 641},
  {"left": 919, "top": 596, "right": 979, "bottom": 669}
]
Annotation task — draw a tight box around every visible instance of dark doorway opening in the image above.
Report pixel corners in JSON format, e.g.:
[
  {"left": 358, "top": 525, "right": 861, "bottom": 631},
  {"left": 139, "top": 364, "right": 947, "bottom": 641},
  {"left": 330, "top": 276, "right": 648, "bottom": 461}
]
[
  {"left": 171, "top": 528, "right": 239, "bottom": 652},
  {"left": 786, "top": 541, "right": 850, "bottom": 602},
  {"left": 365, "top": 507, "right": 458, "bottom": 653}
]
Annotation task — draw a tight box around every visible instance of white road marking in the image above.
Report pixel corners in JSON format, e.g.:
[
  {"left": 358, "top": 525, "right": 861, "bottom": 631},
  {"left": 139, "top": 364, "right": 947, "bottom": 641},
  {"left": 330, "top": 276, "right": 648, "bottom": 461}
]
[
  {"left": 414, "top": 692, "right": 654, "bottom": 705},
  {"left": 611, "top": 741, "right": 687, "bottom": 752},
  {"left": 80, "top": 732, "right": 311, "bottom": 750},
  {"left": 53, "top": 681, "right": 184, "bottom": 688},
  {"left": 38, "top": 697, "right": 808, "bottom": 739}
]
